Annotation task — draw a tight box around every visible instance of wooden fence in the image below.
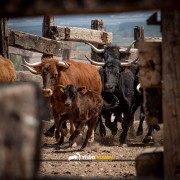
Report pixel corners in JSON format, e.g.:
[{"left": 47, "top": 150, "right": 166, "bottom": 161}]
[{"left": 1, "top": 16, "right": 112, "bottom": 63}]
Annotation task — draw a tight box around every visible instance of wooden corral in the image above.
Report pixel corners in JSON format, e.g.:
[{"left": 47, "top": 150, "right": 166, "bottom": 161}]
[{"left": 0, "top": 1, "right": 180, "bottom": 179}]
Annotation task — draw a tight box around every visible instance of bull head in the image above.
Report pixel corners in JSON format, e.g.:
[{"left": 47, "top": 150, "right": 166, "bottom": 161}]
[{"left": 22, "top": 59, "right": 70, "bottom": 96}]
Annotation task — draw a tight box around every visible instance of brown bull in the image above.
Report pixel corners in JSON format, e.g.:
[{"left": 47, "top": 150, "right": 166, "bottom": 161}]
[
  {"left": 22, "top": 58, "right": 102, "bottom": 144},
  {"left": 0, "top": 55, "right": 16, "bottom": 82},
  {"left": 56, "top": 84, "right": 103, "bottom": 150}
]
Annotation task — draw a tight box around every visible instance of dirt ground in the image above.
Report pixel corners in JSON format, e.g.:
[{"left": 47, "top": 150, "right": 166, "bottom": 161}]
[{"left": 37, "top": 120, "right": 163, "bottom": 180}]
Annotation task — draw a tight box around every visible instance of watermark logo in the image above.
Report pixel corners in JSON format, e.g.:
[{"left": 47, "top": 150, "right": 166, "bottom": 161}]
[{"left": 68, "top": 153, "right": 113, "bottom": 161}]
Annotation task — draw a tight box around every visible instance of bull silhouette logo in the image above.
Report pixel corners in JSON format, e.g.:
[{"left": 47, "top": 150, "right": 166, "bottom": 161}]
[{"left": 68, "top": 152, "right": 81, "bottom": 161}]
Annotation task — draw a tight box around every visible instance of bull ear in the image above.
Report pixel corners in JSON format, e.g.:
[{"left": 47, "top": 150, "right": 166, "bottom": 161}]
[
  {"left": 58, "top": 84, "right": 65, "bottom": 93},
  {"left": 77, "top": 86, "right": 88, "bottom": 94}
]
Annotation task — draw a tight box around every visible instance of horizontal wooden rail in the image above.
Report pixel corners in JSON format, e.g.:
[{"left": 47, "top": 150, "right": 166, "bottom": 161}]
[
  {"left": 0, "top": 0, "right": 180, "bottom": 17},
  {"left": 8, "top": 29, "right": 63, "bottom": 56},
  {"left": 49, "top": 26, "right": 112, "bottom": 45}
]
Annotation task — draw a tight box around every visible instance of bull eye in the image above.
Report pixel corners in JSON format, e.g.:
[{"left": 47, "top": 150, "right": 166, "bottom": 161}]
[{"left": 43, "top": 68, "right": 49, "bottom": 75}]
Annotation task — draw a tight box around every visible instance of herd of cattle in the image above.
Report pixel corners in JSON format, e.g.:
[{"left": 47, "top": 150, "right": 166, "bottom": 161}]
[{"left": 0, "top": 41, "right": 160, "bottom": 150}]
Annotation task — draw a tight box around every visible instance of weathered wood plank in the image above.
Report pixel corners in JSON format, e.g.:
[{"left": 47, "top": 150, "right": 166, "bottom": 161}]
[
  {"left": 138, "top": 41, "right": 162, "bottom": 88},
  {"left": 135, "top": 146, "right": 164, "bottom": 178},
  {"left": 0, "top": 18, "right": 8, "bottom": 58},
  {"left": 91, "top": 20, "right": 105, "bottom": 62},
  {"left": 0, "top": 82, "right": 47, "bottom": 179},
  {"left": 49, "top": 26, "right": 112, "bottom": 45},
  {"left": 0, "top": 0, "right": 180, "bottom": 17},
  {"left": 42, "top": 16, "right": 55, "bottom": 58},
  {"left": 144, "top": 88, "right": 162, "bottom": 125},
  {"left": 8, "top": 29, "right": 63, "bottom": 57},
  {"left": 70, "top": 50, "right": 91, "bottom": 61},
  {"left": 162, "top": 11, "right": 180, "bottom": 178},
  {"left": 9, "top": 46, "right": 33, "bottom": 57}
]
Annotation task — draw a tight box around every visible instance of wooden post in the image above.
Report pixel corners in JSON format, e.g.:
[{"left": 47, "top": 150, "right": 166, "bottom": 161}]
[
  {"left": 91, "top": 19, "right": 104, "bottom": 62},
  {"left": 42, "top": 16, "right": 55, "bottom": 59},
  {"left": 0, "top": 18, "right": 8, "bottom": 58},
  {"left": 162, "top": 10, "right": 180, "bottom": 178},
  {"left": 134, "top": 26, "right": 144, "bottom": 48},
  {"left": 0, "top": 82, "right": 47, "bottom": 179}
]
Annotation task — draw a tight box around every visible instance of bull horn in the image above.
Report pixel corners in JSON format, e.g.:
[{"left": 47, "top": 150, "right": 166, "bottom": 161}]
[
  {"left": 136, "top": 83, "right": 141, "bottom": 93},
  {"left": 23, "top": 58, "right": 42, "bottom": 67},
  {"left": 120, "top": 58, "right": 138, "bottom": 67},
  {"left": 119, "top": 41, "right": 136, "bottom": 53},
  {"left": 85, "top": 42, "right": 104, "bottom": 53},
  {"left": 58, "top": 61, "right": 69, "bottom": 68},
  {"left": 85, "top": 56, "right": 105, "bottom": 66},
  {"left": 21, "top": 64, "right": 41, "bottom": 74}
]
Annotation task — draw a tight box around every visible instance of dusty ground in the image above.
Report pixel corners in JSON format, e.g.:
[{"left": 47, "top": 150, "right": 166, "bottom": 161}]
[{"left": 37, "top": 120, "right": 163, "bottom": 180}]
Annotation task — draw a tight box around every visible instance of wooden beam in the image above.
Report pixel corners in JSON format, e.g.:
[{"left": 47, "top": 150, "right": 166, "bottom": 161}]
[
  {"left": 0, "top": 0, "right": 180, "bottom": 17},
  {"left": 42, "top": 16, "right": 55, "bottom": 58},
  {"left": 138, "top": 41, "right": 162, "bottom": 88},
  {"left": 91, "top": 19, "right": 105, "bottom": 62},
  {"left": 49, "top": 26, "right": 112, "bottom": 45},
  {"left": 9, "top": 46, "right": 33, "bottom": 57},
  {"left": 0, "top": 18, "right": 9, "bottom": 58},
  {"left": 8, "top": 29, "right": 63, "bottom": 57},
  {"left": 162, "top": 10, "right": 180, "bottom": 178}
]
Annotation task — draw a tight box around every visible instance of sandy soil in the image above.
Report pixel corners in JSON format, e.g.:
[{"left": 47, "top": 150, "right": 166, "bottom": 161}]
[{"left": 37, "top": 120, "right": 163, "bottom": 180}]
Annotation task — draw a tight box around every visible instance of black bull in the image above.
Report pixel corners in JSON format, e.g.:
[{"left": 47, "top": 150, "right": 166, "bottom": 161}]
[
  {"left": 88, "top": 58, "right": 140, "bottom": 145},
  {"left": 86, "top": 41, "right": 160, "bottom": 144}
]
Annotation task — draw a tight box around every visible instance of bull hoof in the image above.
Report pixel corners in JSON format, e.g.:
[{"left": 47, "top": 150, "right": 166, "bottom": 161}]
[
  {"left": 100, "top": 131, "right": 106, "bottom": 137},
  {"left": 136, "top": 131, "right": 143, "bottom": 136},
  {"left": 43, "top": 131, "right": 54, "bottom": 137},
  {"left": 72, "top": 142, "right": 78, "bottom": 147},
  {"left": 142, "top": 136, "right": 152, "bottom": 144},
  {"left": 119, "top": 143, "right": 128, "bottom": 147},
  {"left": 154, "top": 125, "right": 160, "bottom": 131},
  {"left": 111, "top": 130, "right": 117, "bottom": 136}
]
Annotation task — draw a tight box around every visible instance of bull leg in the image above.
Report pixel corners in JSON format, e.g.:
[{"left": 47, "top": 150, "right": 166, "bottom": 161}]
[
  {"left": 80, "top": 119, "right": 98, "bottom": 150},
  {"left": 55, "top": 113, "right": 68, "bottom": 144},
  {"left": 110, "top": 116, "right": 118, "bottom": 136},
  {"left": 136, "top": 105, "right": 145, "bottom": 136},
  {"left": 104, "top": 111, "right": 118, "bottom": 135},
  {"left": 98, "top": 116, "right": 106, "bottom": 137},
  {"left": 119, "top": 119, "right": 129, "bottom": 146},
  {"left": 119, "top": 110, "right": 134, "bottom": 146},
  {"left": 128, "top": 117, "right": 136, "bottom": 139},
  {"left": 69, "top": 121, "right": 86, "bottom": 148},
  {"left": 142, "top": 125, "right": 154, "bottom": 144}
]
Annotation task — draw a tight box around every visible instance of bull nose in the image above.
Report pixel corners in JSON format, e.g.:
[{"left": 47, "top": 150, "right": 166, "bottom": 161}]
[
  {"left": 105, "top": 84, "right": 113, "bottom": 89},
  {"left": 42, "top": 89, "right": 53, "bottom": 96},
  {"left": 65, "top": 102, "right": 71, "bottom": 107}
]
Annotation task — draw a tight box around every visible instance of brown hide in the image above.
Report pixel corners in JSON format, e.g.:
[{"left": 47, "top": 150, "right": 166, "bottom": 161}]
[
  {"left": 33, "top": 59, "right": 102, "bottom": 135},
  {"left": 0, "top": 55, "right": 16, "bottom": 82},
  {"left": 57, "top": 85, "right": 103, "bottom": 149}
]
